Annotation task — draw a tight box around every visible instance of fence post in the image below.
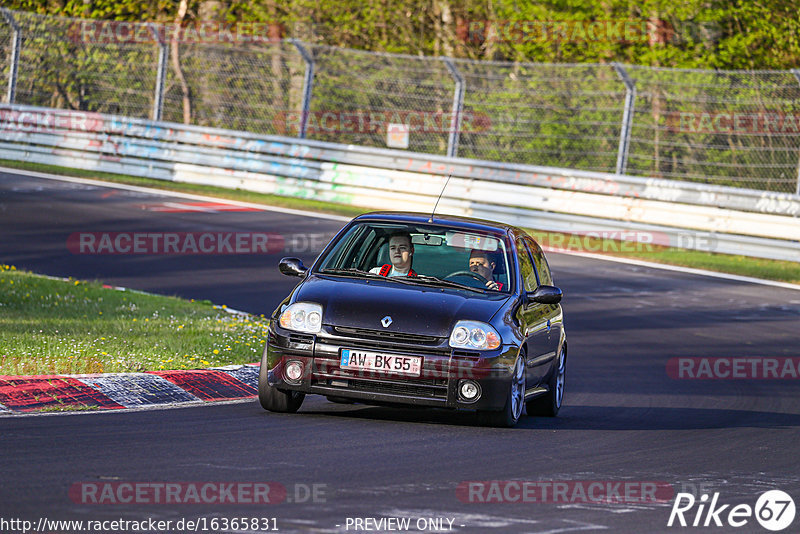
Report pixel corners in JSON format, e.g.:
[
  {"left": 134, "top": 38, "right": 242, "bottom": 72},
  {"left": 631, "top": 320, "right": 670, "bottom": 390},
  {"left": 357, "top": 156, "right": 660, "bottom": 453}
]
[
  {"left": 291, "top": 40, "right": 314, "bottom": 139},
  {"left": 613, "top": 63, "right": 635, "bottom": 175},
  {"left": 1, "top": 8, "right": 20, "bottom": 105},
  {"left": 442, "top": 58, "right": 464, "bottom": 158},
  {"left": 793, "top": 69, "right": 800, "bottom": 196},
  {"left": 151, "top": 24, "right": 168, "bottom": 122}
]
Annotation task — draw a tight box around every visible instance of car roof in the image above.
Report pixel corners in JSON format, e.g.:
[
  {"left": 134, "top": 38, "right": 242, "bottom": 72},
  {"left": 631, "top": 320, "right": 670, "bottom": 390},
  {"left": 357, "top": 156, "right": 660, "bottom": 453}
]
[{"left": 352, "top": 211, "right": 524, "bottom": 236}]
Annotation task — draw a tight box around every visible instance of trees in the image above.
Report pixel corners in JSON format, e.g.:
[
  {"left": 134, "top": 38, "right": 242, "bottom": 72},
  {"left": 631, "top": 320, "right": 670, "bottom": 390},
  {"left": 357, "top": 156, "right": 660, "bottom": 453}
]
[
  {"left": 5, "top": 0, "right": 798, "bottom": 69},
  {"left": 3, "top": 0, "right": 797, "bottom": 191}
]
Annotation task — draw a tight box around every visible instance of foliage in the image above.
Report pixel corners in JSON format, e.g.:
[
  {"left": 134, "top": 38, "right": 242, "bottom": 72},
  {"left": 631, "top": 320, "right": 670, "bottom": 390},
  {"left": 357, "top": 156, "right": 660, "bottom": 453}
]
[
  {"left": 4, "top": 0, "right": 798, "bottom": 69},
  {"left": 1, "top": 1, "right": 798, "bottom": 192}
]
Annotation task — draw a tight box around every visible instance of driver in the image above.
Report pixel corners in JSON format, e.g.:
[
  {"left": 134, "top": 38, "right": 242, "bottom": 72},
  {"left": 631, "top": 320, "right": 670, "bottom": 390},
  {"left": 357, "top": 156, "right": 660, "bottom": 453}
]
[
  {"left": 468, "top": 249, "right": 503, "bottom": 290},
  {"left": 370, "top": 231, "right": 418, "bottom": 277}
]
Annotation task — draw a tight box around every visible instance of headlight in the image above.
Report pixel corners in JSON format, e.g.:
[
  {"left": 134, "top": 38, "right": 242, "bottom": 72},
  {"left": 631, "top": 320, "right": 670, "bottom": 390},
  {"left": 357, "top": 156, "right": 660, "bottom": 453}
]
[
  {"left": 279, "top": 302, "right": 323, "bottom": 333},
  {"left": 449, "top": 320, "right": 501, "bottom": 350}
]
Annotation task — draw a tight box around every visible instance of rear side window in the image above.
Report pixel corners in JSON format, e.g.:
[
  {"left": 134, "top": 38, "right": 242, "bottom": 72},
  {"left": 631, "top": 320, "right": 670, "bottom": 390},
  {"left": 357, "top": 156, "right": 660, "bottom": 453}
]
[
  {"left": 516, "top": 238, "right": 538, "bottom": 292},
  {"left": 525, "top": 238, "right": 553, "bottom": 286}
]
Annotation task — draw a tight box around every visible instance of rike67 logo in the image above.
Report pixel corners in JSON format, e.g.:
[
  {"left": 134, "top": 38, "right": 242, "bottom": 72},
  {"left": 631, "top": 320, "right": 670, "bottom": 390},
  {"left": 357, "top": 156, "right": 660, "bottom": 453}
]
[{"left": 668, "top": 490, "right": 796, "bottom": 531}]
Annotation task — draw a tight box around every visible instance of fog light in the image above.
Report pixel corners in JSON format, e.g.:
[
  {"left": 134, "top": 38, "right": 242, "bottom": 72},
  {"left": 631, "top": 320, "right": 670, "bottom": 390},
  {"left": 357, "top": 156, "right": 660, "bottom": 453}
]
[
  {"left": 285, "top": 360, "right": 304, "bottom": 383},
  {"left": 459, "top": 380, "right": 481, "bottom": 402}
]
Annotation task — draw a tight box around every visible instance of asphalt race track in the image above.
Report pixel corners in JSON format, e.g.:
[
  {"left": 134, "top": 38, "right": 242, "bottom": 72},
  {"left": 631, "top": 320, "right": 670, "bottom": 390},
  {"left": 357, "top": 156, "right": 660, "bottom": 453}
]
[{"left": 2, "top": 169, "right": 800, "bottom": 533}]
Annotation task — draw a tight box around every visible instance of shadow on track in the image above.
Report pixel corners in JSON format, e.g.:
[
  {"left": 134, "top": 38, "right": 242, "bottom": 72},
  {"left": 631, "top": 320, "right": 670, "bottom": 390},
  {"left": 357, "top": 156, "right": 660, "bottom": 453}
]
[{"left": 288, "top": 403, "right": 800, "bottom": 431}]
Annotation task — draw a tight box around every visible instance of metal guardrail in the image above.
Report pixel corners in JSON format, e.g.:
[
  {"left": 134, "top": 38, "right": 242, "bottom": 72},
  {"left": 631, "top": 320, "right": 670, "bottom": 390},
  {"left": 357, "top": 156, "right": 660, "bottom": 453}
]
[{"left": 0, "top": 104, "right": 798, "bottom": 262}]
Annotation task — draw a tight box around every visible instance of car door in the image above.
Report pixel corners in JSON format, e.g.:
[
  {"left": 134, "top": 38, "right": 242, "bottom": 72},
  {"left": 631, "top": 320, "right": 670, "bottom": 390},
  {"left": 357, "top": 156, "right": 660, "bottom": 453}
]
[
  {"left": 514, "top": 237, "right": 551, "bottom": 387},
  {"left": 525, "top": 237, "right": 562, "bottom": 363}
]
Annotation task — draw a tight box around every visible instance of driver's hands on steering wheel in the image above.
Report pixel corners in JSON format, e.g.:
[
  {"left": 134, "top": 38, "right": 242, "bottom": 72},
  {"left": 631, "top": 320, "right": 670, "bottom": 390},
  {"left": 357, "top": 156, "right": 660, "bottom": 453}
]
[{"left": 444, "top": 270, "right": 500, "bottom": 291}]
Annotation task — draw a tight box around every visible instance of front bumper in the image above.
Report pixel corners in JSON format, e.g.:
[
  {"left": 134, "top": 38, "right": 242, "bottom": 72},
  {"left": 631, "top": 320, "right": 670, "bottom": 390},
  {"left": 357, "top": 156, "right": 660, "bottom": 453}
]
[{"left": 264, "top": 324, "right": 518, "bottom": 411}]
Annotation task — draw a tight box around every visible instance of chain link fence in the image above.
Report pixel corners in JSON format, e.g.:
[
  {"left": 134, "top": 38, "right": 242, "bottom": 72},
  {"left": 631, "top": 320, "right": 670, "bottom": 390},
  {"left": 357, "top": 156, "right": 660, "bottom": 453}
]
[
  {"left": 4, "top": 10, "right": 158, "bottom": 118},
  {"left": 1, "top": 9, "right": 799, "bottom": 194},
  {"left": 626, "top": 67, "right": 800, "bottom": 193},
  {"left": 161, "top": 40, "right": 306, "bottom": 133},
  {"left": 306, "top": 45, "right": 457, "bottom": 156}
]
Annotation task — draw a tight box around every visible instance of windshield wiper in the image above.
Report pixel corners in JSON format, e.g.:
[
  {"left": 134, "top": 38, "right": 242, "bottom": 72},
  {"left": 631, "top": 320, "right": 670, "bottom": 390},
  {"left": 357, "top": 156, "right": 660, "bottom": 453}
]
[
  {"left": 318, "top": 268, "right": 418, "bottom": 285},
  {"left": 319, "top": 269, "right": 481, "bottom": 291},
  {"left": 319, "top": 268, "right": 381, "bottom": 278},
  {"left": 412, "top": 274, "right": 486, "bottom": 294}
]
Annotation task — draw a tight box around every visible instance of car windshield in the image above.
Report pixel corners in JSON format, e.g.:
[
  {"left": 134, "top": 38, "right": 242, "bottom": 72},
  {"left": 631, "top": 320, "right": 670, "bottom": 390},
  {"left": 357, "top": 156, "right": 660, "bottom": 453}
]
[{"left": 316, "top": 222, "right": 513, "bottom": 293}]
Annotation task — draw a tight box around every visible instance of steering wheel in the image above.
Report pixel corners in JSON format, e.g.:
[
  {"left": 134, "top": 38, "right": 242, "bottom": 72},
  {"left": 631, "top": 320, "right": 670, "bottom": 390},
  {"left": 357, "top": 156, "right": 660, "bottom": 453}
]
[{"left": 444, "top": 270, "right": 487, "bottom": 284}]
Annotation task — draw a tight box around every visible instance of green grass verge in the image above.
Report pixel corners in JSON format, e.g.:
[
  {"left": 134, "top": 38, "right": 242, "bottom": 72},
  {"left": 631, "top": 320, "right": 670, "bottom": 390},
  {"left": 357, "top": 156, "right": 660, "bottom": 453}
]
[
  {"left": 0, "top": 265, "right": 269, "bottom": 375},
  {"left": 2, "top": 158, "right": 799, "bottom": 284}
]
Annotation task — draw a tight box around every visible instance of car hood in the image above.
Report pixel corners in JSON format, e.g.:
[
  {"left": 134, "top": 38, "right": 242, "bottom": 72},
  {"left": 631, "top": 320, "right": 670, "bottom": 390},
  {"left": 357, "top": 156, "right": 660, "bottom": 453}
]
[{"left": 294, "top": 274, "right": 510, "bottom": 337}]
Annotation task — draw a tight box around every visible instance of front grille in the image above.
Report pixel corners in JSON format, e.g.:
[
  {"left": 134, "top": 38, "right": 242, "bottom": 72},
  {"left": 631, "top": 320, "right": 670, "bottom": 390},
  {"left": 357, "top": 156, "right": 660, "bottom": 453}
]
[
  {"left": 349, "top": 380, "right": 446, "bottom": 398},
  {"left": 289, "top": 333, "right": 314, "bottom": 345},
  {"left": 312, "top": 360, "right": 447, "bottom": 386},
  {"left": 313, "top": 377, "right": 447, "bottom": 399},
  {"left": 332, "top": 326, "right": 442, "bottom": 345}
]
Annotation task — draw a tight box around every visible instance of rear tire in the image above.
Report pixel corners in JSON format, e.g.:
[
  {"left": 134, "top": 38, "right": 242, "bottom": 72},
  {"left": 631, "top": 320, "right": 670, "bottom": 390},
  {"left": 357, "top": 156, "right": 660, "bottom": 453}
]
[
  {"left": 258, "top": 355, "right": 305, "bottom": 413},
  {"left": 478, "top": 354, "right": 525, "bottom": 428},
  {"left": 527, "top": 346, "right": 565, "bottom": 417}
]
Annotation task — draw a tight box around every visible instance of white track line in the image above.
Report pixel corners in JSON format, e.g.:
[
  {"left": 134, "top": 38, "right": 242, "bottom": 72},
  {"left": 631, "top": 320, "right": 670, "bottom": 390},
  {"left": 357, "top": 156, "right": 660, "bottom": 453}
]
[
  {"left": 544, "top": 247, "right": 800, "bottom": 292},
  {"left": 4, "top": 165, "right": 799, "bottom": 292}
]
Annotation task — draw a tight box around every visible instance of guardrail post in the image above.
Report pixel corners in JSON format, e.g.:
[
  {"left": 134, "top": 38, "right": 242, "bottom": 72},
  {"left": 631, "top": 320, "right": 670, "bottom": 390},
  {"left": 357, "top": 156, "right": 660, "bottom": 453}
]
[
  {"left": 442, "top": 58, "right": 465, "bottom": 158},
  {"left": 793, "top": 69, "right": 800, "bottom": 196},
  {"left": 1, "top": 8, "right": 21, "bottom": 104},
  {"left": 291, "top": 40, "right": 314, "bottom": 139},
  {"left": 613, "top": 63, "right": 636, "bottom": 175},
  {"left": 151, "top": 24, "right": 168, "bottom": 121}
]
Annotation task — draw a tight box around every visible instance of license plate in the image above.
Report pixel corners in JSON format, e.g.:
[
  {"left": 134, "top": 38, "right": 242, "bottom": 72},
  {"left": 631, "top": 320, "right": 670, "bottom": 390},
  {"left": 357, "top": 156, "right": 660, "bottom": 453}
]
[{"left": 340, "top": 349, "right": 422, "bottom": 377}]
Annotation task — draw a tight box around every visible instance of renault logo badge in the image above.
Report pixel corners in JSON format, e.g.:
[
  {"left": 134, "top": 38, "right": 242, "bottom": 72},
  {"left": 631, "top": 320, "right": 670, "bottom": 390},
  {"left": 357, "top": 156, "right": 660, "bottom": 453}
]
[{"left": 381, "top": 316, "right": 392, "bottom": 328}]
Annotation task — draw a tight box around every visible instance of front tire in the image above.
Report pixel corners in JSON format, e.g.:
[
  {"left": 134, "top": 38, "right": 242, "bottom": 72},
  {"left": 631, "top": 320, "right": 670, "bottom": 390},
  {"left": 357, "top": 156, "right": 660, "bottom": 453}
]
[
  {"left": 479, "top": 354, "right": 526, "bottom": 428},
  {"left": 258, "top": 356, "right": 305, "bottom": 413},
  {"left": 527, "top": 346, "right": 565, "bottom": 417}
]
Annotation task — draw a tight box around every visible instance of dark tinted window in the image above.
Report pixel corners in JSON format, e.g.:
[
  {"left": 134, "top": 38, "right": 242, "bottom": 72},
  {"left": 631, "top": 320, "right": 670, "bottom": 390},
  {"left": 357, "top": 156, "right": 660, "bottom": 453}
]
[
  {"left": 516, "top": 238, "right": 538, "bottom": 292},
  {"left": 525, "top": 237, "right": 553, "bottom": 286}
]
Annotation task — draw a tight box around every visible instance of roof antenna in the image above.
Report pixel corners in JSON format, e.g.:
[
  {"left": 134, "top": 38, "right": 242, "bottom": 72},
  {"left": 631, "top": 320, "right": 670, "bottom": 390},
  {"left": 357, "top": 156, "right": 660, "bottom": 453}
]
[{"left": 429, "top": 173, "right": 453, "bottom": 223}]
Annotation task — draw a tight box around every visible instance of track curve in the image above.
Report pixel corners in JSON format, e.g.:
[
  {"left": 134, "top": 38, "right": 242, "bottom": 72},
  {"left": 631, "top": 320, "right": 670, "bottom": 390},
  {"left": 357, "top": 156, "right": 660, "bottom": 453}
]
[{"left": 2, "top": 169, "right": 800, "bottom": 533}]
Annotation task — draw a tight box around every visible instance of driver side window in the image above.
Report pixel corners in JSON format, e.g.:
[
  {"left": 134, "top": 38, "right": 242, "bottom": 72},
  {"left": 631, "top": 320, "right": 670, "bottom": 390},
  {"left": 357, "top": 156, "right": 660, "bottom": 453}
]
[{"left": 516, "top": 238, "right": 538, "bottom": 292}]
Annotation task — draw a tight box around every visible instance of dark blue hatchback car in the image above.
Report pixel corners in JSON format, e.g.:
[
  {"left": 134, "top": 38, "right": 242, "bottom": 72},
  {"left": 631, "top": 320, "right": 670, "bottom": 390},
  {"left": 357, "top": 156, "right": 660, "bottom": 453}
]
[{"left": 258, "top": 212, "right": 566, "bottom": 427}]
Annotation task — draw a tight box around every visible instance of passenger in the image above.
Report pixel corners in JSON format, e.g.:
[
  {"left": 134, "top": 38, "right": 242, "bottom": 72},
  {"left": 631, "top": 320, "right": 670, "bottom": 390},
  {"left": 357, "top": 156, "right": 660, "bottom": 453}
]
[
  {"left": 469, "top": 249, "right": 503, "bottom": 290},
  {"left": 370, "top": 232, "right": 418, "bottom": 277}
]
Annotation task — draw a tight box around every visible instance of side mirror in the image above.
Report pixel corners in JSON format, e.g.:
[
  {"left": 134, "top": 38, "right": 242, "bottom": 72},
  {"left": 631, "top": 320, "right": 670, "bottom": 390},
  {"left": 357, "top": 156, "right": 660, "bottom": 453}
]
[
  {"left": 279, "top": 257, "right": 308, "bottom": 277},
  {"left": 529, "top": 285, "right": 562, "bottom": 304}
]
